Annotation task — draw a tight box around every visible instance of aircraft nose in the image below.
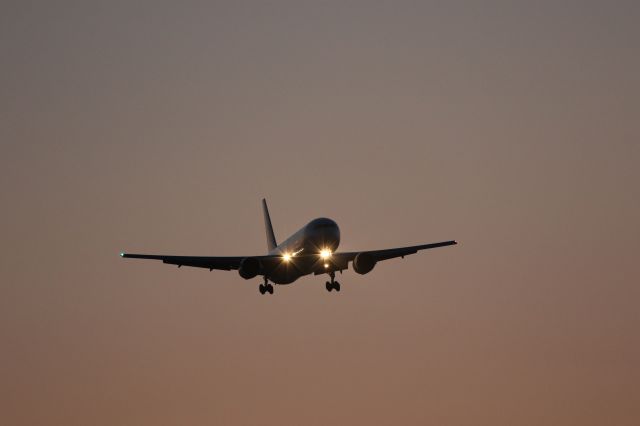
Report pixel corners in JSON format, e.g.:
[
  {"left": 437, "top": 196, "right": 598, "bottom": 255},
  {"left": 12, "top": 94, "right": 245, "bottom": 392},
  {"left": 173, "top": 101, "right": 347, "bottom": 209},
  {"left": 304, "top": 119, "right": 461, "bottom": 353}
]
[
  {"left": 310, "top": 218, "right": 337, "bottom": 229},
  {"left": 307, "top": 218, "right": 340, "bottom": 251}
]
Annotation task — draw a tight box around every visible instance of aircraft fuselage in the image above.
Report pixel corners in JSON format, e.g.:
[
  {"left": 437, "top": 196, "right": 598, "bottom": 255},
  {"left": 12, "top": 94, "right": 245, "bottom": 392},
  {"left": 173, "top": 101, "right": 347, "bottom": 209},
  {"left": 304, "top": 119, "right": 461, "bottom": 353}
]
[{"left": 266, "top": 217, "right": 341, "bottom": 284}]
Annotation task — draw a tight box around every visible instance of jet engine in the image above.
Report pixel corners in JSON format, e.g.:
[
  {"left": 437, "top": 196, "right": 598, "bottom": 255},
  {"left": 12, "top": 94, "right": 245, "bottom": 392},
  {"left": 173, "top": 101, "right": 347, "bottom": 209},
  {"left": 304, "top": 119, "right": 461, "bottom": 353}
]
[
  {"left": 352, "top": 252, "right": 376, "bottom": 275},
  {"left": 238, "top": 257, "right": 261, "bottom": 279}
]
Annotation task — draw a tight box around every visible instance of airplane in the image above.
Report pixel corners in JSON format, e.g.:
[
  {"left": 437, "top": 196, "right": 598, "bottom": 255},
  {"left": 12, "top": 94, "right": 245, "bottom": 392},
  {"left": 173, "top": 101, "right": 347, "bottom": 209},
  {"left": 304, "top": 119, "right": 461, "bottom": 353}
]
[{"left": 121, "top": 199, "right": 457, "bottom": 294}]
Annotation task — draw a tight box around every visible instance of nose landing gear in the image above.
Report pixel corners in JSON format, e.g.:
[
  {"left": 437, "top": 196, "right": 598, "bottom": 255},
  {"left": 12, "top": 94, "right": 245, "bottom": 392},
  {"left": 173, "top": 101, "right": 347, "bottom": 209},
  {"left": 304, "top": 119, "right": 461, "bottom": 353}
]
[{"left": 325, "top": 271, "right": 341, "bottom": 292}]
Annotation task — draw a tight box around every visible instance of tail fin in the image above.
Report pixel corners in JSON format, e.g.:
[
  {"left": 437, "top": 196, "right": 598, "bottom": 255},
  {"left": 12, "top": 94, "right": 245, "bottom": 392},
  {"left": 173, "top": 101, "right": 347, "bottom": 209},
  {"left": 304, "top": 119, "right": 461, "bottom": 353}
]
[{"left": 262, "top": 198, "right": 277, "bottom": 252}]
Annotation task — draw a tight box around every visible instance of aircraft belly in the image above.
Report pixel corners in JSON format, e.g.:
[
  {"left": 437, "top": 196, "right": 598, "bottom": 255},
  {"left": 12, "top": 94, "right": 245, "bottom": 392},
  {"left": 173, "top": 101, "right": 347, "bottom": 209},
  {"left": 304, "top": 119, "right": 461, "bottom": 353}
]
[
  {"left": 266, "top": 258, "right": 315, "bottom": 284},
  {"left": 269, "top": 269, "right": 304, "bottom": 284}
]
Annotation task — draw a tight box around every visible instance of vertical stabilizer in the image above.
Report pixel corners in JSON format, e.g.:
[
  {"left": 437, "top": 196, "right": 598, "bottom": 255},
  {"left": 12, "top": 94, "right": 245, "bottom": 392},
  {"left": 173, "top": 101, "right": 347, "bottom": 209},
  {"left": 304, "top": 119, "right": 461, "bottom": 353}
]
[{"left": 262, "top": 199, "right": 277, "bottom": 252}]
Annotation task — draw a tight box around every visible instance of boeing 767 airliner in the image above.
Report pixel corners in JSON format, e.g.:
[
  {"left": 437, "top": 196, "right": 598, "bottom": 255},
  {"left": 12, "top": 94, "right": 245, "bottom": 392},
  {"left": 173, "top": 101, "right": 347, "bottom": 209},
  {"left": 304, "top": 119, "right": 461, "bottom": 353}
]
[{"left": 121, "top": 199, "right": 457, "bottom": 294}]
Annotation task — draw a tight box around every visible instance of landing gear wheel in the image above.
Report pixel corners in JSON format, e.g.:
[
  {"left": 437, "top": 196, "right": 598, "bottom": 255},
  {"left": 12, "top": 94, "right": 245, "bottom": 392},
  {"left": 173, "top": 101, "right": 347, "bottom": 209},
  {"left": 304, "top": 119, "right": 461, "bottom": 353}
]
[
  {"left": 267, "top": 284, "right": 274, "bottom": 294},
  {"left": 259, "top": 284, "right": 266, "bottom": 294},
  {"left": 326, "top": 281, "right": 340, "bottom": 292}
]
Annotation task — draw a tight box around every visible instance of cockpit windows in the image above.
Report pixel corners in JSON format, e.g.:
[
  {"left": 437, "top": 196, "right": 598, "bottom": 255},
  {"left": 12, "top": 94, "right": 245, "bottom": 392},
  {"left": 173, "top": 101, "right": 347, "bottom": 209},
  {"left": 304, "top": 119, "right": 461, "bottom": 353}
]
[{"left": 316, "top": 223, "right": 335, "bottom": 228}]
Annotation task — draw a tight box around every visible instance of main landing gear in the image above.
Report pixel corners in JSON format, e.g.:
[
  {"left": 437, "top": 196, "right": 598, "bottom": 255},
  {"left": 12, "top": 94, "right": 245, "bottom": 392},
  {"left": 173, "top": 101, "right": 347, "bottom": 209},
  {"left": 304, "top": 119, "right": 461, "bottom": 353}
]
[
  {"left": 325, "top": 271, "right": 341, "bottom": 292},
  {"left": 259, "top": 277, "right": 274, "bottom": 295}
]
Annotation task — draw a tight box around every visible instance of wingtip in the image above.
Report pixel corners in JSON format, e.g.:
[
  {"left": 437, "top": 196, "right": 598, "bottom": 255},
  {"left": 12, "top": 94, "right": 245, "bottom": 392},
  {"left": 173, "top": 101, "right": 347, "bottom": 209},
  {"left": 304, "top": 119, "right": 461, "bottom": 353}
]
[{"left": 119, "top": 252, "right": 125, "bottom": 257}]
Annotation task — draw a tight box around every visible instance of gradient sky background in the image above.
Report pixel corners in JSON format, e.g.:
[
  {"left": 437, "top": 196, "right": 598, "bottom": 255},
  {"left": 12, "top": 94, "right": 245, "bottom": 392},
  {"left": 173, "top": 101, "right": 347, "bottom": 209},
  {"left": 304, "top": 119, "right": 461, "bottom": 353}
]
[{"left": 1, "top": 1, "right": 639, "bottom": 425}]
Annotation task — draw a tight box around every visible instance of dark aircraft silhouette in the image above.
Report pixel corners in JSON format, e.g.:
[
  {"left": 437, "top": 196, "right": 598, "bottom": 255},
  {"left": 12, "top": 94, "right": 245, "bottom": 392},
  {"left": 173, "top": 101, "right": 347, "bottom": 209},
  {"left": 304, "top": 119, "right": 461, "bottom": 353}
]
[{"left": 121, "top": 199, "right": 457, "bottom": 294}]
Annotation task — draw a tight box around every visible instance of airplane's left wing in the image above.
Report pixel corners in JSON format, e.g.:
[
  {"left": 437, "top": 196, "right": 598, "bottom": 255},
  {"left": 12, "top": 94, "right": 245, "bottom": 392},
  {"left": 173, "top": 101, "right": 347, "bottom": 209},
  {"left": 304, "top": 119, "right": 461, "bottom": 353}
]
[
  {"left": 325, "top": 240, "right": 457, "bottom": 274},
  {"left": 120, "top": 253, "right": 247, "bottom": 270},
  {"left": 359, "top": 240, "right": 458, "bottom": 261}
]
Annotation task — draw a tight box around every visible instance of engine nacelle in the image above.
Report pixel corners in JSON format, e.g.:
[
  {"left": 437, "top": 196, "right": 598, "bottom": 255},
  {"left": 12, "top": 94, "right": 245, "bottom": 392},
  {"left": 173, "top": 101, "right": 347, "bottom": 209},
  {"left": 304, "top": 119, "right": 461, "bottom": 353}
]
[
  {"left": 238, "top": 257, "right": 261, "bottom": 279},
  {"left": 352, "top": 252, "right": 376, "bottom": 275}
]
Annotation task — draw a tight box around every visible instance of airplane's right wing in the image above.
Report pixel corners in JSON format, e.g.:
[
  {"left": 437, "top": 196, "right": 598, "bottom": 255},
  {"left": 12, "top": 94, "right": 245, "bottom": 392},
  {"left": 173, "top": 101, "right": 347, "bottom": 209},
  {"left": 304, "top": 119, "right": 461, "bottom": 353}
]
[{"left": 120, "top": 253, "right": 246, "bottom": 270}]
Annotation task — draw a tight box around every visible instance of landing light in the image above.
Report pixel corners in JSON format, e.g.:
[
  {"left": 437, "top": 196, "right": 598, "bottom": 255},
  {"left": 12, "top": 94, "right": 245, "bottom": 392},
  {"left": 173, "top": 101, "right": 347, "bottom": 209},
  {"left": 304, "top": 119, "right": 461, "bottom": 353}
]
[
  {"left": 320, "top": 249, "right": 332, "bottom": 260},
  {"left": 282, "top": 253, "right": 292, "bottom": 262}
]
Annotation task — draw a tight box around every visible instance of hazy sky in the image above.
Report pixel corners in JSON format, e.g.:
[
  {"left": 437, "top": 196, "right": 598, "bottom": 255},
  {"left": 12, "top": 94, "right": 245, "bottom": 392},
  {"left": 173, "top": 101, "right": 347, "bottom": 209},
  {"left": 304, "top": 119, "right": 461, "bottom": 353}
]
[{"left": 1, "top": 1, "right": 639, "bottom": 425}]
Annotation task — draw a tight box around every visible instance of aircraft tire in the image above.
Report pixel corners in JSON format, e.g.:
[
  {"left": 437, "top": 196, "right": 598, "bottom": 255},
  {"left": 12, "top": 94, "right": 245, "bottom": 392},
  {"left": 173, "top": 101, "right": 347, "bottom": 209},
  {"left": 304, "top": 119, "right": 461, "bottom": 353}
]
[
  {"left": 259, "top": 284, "right": 266, "bottom": 295},
  {"left": 334, "top": 282, "right": 340, "bottom": 292},
  {"left": 325, "top": 282, "right": 332, "bottom": 292},
  {"left": 267, "top": 284, "right": 274, "bottom": 294}
]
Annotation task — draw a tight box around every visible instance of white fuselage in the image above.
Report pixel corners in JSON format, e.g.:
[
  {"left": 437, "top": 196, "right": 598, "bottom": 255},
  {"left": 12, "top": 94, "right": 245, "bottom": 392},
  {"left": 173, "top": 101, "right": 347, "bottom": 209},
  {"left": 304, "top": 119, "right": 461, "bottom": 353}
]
[{"left": 267, "top": 217, "right": 340, "bottom": 284}]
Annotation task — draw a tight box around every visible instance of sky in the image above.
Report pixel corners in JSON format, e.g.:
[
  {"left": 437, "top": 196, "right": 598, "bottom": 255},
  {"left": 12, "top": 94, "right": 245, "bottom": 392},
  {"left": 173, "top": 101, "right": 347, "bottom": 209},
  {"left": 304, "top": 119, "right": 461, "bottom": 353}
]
[{"left": 1, "top": 1, "right": 639, "bottom": 425}]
